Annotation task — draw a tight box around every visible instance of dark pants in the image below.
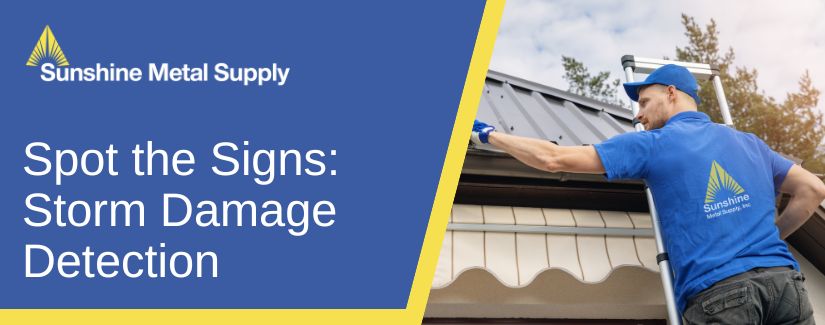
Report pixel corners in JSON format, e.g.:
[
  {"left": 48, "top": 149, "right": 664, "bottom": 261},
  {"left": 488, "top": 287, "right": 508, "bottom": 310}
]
[{"left": 684, "top": 266, "right": 815, "bottom": 325}]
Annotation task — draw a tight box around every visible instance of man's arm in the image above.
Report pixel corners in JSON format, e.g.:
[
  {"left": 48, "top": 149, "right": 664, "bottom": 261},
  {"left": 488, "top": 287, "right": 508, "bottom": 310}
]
[
  {"left": 775, "top": 164, "right": 825, "bottom": 239},
  {"left": 487, "top": 131, "right": 606, "bottom": 174}
]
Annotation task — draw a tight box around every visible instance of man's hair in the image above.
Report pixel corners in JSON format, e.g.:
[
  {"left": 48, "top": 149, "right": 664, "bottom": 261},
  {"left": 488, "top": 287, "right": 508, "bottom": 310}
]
[
  {"left": 637, "top": 83, "right": 668, "bottom": 95},
  {"left": 638, "top": 83, "right": 697, "bottom": 106}
]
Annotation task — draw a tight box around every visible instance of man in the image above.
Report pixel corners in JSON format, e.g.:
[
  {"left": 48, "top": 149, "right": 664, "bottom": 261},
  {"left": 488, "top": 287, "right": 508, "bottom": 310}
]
[{"left": 471, "top": 64, "right": 824, "bottom": 324}]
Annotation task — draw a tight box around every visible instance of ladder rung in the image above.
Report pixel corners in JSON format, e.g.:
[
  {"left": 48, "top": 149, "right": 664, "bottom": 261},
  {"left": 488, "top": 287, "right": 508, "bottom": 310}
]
[{"left": 623, "top": 55, "right": 718, "bottom": 81}]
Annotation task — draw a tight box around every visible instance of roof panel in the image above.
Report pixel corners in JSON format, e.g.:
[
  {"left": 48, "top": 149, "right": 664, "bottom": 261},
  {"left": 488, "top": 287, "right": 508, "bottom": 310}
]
[
  {"left": 476, "top": 85, "right": 505, "bottom": 132},
  {"left": 483, "top": 80, "right": 543, "bottom": 140},
  {"left": 531, "top": 94, "right": 586, "bottom": 146},
  {"left": 473, "top": 70, "right": 636, "bottom": 153},
  {"left": 487, "top": 70, "right": 633, "bottom": 120},
  {"left": 509, "top": 86, "right": 570, "bottom": 143},
  {"left": 573, "top": 105, "right": 613, "bottom": 141}
]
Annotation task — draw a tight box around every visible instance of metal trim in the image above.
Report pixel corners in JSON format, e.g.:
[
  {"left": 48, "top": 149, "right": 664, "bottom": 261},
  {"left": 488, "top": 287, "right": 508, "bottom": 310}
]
[{"left": 446, "top": 223, "right": 654, "bottom": 236}]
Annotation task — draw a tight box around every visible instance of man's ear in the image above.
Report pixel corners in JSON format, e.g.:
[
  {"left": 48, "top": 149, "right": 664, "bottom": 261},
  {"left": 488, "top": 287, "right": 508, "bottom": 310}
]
[{"left": 667, "top": 85, "right": 677, "bottom": 103}]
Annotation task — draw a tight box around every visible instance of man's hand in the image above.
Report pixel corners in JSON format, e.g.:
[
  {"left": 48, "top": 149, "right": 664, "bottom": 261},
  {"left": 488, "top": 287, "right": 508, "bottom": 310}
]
[
  {"left": 776, "top": 165, "right": 825, "bottom": 239},
  {"left": 470, "top": 120, "right": 496, "bottom": 145}
]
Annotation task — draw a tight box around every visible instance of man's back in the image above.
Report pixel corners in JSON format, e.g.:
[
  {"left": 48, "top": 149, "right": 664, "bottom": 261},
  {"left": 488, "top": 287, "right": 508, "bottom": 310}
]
[{"left": 593, "top": 111, "right": 798, "bottom": 313}]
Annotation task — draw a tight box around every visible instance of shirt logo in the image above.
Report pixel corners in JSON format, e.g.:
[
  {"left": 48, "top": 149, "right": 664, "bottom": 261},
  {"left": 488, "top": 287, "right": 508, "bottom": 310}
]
[
  {"left": 705, "top": 160, "right": 744, "bottom": 202},
  {"left": 26, "top": 25, "right": 69, "bottom": 67},
  {"left": 703, "top": 160, "right": 751, "bottom": 217}
]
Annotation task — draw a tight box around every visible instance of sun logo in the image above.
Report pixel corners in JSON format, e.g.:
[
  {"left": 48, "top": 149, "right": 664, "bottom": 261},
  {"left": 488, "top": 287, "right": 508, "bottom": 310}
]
[
  {"left": 26, "top": 25, "right": 68, "bottom": 66},
  {"left": 705, "top": 160, "right": 745, "bottom": 203}
]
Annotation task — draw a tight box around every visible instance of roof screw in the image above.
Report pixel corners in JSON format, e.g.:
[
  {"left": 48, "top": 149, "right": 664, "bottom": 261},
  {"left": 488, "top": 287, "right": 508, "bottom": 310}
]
[
  {"left": 487, "top": 90, "right": 490, "bottom": 93},
  {"left": 501, "top": 95, "right": 504, "bottom": 98},
  {"left": 510, "top": 126, "right": 514, "bottom": 131},
  {"left": 559, "top": 135, "right": 563, "bottom": 140}
]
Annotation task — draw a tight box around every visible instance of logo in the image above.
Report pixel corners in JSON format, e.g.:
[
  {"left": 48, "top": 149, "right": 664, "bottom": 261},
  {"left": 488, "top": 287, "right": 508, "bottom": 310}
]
[
  {"left": 705, "top": 160, "right": 744, "bottom": 203},
  {"left": 26, "top": 25, "right": 68, "bottom": 66},
  {"left": 703, "top": 160, "right": 750, "bottom": 217},
  {"left": 25, "top": 26, "right": 290, "bottom": 86}
]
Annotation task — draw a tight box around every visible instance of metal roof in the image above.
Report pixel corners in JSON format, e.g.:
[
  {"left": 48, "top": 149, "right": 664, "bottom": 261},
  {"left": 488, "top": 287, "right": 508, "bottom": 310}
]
[
  {"left": 472, "top": 70, "right": 635, "bottom": 153},
  {"left": 465, "top": 70, "right": 641, "bottom": 184}
]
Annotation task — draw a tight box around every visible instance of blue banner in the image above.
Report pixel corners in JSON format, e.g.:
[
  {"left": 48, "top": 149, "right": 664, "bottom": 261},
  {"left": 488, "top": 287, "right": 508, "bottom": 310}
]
[{"left": 0, "top": 0, "right": 485, "bottom": 309}]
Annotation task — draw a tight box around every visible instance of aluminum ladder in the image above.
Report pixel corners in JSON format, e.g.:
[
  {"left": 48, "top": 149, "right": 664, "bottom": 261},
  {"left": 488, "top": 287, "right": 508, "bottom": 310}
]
[{"left": 620, "top": 55, "right": 733, "bottom": 325}]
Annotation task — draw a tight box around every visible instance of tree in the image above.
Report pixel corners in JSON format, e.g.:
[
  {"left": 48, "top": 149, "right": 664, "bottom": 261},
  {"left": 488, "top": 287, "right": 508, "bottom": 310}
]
[
  {"left": 560, "top": 15, "right": 824, "bottom": 173},
  {"left": 561, "top": 56, "right": 626, "bottom": 108},
  {"left": 675, "top": 14, "right": 825, "bottom": 173}
]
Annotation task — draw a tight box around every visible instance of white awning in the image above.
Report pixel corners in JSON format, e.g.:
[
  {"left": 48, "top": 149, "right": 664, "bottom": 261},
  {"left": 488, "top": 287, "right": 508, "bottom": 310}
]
[
  {"left": 428, "top": 204, "right": 825, "bottom": 321},
  {"left": 433, "top": 204, "right": 660, "bottom": 289}
]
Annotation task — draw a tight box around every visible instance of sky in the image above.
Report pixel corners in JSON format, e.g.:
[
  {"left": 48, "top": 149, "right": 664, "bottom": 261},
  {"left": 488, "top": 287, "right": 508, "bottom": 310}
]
[{"left": 489, "top": 0, "right": 825, "bottom": 114}]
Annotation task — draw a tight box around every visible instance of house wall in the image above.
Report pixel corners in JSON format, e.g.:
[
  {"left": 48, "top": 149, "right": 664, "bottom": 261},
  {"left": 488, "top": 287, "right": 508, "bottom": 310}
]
[{"left": 790, "top": 244, "right": 825, "bottom": 324}]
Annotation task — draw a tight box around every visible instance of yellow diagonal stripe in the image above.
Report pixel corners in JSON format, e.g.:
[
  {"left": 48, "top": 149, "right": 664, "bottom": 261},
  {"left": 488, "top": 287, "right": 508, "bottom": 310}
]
[{"left": 26, "top": 25, "right": 69, "bottom": 66}]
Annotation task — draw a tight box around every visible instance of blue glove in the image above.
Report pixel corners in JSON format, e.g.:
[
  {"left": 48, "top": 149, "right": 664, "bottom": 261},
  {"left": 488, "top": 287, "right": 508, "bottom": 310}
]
[{"left": 471, "top": 119, "right": 496, "bottom": 145}]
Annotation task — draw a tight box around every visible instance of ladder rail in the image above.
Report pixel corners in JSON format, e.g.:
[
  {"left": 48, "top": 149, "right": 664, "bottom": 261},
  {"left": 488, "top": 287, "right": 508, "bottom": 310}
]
[
  {"left": 622, "top": 65, "right": 683, "bottom": 325},
  {"left": 712, "top": 75, "right": 734, "bottom": 127}
]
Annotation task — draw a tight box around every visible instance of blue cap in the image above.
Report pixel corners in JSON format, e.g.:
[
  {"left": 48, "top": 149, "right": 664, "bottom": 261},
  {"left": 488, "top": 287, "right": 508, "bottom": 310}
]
[{"left": 623, "top": 64, "right": 700, "bottom": 104}]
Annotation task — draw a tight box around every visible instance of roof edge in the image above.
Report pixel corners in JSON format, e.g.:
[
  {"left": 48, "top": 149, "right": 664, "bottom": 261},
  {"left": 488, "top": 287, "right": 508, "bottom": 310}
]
[{"left": 487, "top": 69, "right": 634, "bottom": 121}]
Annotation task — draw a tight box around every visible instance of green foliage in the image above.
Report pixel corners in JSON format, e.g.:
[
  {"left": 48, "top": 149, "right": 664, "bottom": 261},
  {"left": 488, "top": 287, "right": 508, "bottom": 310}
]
[
  {"left": 561, "top": 56, "right": 626, "bottom": 108},
  {"left": 559, "top": 14, "right": 824, "bottom": 172},
  {"left": 675, "top": 14, "right": 825, "bottom": 172}
]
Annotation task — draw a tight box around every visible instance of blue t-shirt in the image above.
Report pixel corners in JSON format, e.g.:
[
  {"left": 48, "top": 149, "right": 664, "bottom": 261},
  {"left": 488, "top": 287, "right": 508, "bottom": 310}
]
[{"left": 593, "top": 111, "right": 798, "bottom": 314}]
